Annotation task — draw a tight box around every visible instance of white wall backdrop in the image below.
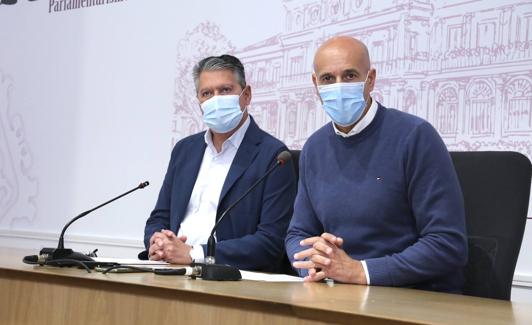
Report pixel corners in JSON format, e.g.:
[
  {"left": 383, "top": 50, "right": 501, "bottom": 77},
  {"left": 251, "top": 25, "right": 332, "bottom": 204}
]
[{"left": 0, "top": 0, "right": 531, "bottom": 301}]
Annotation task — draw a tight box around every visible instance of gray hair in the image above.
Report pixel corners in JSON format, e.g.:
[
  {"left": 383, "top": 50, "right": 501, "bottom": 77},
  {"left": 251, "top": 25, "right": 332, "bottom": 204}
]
[{"left": 192, "top": 54, "right": 247, "bottom": 93}]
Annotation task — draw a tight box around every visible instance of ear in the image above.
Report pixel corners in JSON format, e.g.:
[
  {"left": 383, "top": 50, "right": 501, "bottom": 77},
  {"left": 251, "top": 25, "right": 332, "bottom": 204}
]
[
  {"left": 312, "top": 73, "right": 323, "bottom": 104},
  {"left": 240, "top": 85, "right": 252, "bottom": 109},
  {"left": 366, "top": 68, "right": 376, "bottom": 92},
  {"left": 197, "top": 97, "right": 204, "bottom": 114},
  {"left": 363, "top": 68, "right": 376, "bottom": 102}
]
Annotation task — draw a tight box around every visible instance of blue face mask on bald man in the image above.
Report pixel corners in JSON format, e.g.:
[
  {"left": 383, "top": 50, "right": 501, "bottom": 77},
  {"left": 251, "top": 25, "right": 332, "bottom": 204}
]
[{"left": 318, "top": 79, "right": 368, "bottom": 127}]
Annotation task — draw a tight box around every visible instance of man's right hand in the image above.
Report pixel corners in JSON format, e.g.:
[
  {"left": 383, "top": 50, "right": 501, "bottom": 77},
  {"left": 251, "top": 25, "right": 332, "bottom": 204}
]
[
  {"left": 148, "top": 230, "right": 187, "bottom": 261},
  {"left": 292, "top": 232, "right": 367, "bottom": 284}
]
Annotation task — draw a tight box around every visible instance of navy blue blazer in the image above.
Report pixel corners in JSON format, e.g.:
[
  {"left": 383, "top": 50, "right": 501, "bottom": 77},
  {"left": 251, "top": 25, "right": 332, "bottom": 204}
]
[{"left": 144, "top": 118, "right": 297, "bottom": 272}]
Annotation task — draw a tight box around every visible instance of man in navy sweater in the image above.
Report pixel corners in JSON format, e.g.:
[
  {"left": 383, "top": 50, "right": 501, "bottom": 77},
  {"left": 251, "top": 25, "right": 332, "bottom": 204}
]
[{"left": 285, "top": 36, "right": 468, "bottom": 292}]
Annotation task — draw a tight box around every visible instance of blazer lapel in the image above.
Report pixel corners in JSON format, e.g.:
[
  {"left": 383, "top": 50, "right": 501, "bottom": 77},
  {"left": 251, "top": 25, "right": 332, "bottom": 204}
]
[
  {"left": 218, "top": 118, "right": 262, "bottom": 211},
  {"left": 173, "top": 135, "right": 206, "bottom": 228}
]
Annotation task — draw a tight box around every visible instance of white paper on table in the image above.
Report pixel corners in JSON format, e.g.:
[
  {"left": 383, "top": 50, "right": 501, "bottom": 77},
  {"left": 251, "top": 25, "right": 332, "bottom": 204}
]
[
  {"left": 92, "top": 259, "right": 303, "bottom": 280},
  {"left": 93, "top": 257, "right": 169, "bottom": 266},
  {"left": 240, "top": 270, "right": 303, "bottom": 282}
]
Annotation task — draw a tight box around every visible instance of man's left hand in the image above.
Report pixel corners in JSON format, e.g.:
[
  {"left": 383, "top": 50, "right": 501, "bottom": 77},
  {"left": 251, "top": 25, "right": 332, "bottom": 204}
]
[
  {"left": 292, "top": 233, "right": 367, "bottom": 284},
  {"left": 159, "top": 230, "right": 193, "bottom": 265}
]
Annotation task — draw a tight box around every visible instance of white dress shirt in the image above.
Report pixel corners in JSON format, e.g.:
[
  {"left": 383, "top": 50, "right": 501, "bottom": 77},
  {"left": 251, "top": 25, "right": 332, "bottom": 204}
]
[
  {"left": 331, "top": 97, "right": 378, "bottom": 285},
  {"left": 178, "top": 116, "right": 250, "bottom": 262}
]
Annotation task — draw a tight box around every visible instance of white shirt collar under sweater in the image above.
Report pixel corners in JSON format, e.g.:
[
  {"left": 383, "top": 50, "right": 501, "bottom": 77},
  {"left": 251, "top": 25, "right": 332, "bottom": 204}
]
[{"left": 332, "top": 97, "right": 378, "bottom": 138}]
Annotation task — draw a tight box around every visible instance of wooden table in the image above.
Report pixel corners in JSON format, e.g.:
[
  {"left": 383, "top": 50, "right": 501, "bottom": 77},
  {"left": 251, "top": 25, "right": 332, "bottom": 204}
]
[{"left": 0, "top": 248, "right": 530, "bottom": 324}]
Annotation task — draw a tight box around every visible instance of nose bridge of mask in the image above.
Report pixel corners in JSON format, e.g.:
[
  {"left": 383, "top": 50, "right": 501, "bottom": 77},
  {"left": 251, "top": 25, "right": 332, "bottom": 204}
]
[
  {"left": 201, "top": 94, "right": 237, "bottom": 111},
  {"left": 335, "top": 72, "right": 369, "bottom": 96},
  {"left": 201, "top": 87, "right": 246, "bottom": 110},
  {"left": 319, "top": 82, "right": 365, "bottom": 102}
]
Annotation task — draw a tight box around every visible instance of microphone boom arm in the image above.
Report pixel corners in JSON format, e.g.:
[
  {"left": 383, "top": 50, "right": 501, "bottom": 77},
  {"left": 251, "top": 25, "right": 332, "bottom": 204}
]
[
  {"left": 206, "top": 151, "right": 291, "bottom": 264},
  {"left": 58, "top": 181, "right": 149, "bottom": 249}
]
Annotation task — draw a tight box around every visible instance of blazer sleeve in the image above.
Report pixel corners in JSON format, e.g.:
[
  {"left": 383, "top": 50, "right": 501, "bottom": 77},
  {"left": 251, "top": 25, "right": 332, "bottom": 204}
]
[{"left": 143, "top": 146, "right": 177, "bottom": 249}]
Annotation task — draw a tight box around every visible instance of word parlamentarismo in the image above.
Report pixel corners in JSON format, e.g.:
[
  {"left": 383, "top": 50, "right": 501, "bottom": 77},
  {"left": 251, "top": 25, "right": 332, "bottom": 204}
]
[{"left": 49, "top": 0, "right": 126, "bottom": 13}]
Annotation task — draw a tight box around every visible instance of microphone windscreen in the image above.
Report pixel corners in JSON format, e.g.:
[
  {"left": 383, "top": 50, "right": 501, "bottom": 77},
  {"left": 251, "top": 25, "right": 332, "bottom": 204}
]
[
  {"left": 276, "top": 150, "right": 292, "bottom": 165},
  {"left": 139, "top": 181, "right": 150, "bottom": 189},
  {"left": 22, "top": 255, "right": 39, "bottom": 264}
]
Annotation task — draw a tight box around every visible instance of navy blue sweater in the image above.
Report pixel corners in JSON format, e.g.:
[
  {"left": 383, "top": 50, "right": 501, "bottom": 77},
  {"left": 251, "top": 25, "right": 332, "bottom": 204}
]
[{"left": 286, "top": 104, "right": 468, "bottom": 293}]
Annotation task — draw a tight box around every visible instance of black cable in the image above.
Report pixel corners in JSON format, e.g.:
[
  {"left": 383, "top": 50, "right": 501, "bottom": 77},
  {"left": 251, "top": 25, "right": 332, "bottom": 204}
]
[
  {"left": 23, "top": 255, "right": 187, "bottom": 276},
  {"left": 101, "top": 265, "right": 153, "bottom": 274},
  {"left": 44, "top": 259, "right": 92, "bottom": 273},
  {"left": 22, "top": 255, "right": 91, "bottom": 273},
  {"left": 153, "top": 268, "right": 187, "bottom": 275}
]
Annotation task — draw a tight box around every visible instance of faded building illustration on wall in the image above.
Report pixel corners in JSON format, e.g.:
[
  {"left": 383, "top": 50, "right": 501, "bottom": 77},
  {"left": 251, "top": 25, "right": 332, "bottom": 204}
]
[
  {"left": 0, "top": 71, "right": 38, "bottom": 227},
  {"left": 173, "top": 0, "right": 532, "bottom": 157}
]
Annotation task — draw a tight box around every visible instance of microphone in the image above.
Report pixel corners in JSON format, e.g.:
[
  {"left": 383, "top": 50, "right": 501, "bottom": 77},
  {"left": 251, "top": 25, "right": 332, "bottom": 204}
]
[
  {"left": 35, "top": 181, "right": 150, "bottom": 265},
  {"left": 201, "top": 150, "right": 292, "bottom": 281}
]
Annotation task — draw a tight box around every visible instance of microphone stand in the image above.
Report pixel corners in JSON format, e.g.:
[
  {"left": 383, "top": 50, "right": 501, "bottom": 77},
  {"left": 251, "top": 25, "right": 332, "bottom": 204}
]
[
  {"left": 36, "top": 181, "right": 149, "bottom": 266},
  {"left": 199, "top": 151, "right": 291, "bottom": 281}
]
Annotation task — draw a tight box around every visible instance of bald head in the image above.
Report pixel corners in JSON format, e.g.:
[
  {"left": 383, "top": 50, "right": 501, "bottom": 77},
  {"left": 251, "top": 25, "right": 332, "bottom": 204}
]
[
  {"left": 312, "top": 35, "right": 376, "bottom": 101},
  {"left": 313, "top": 36, "right": 371, "bottom": 72}
]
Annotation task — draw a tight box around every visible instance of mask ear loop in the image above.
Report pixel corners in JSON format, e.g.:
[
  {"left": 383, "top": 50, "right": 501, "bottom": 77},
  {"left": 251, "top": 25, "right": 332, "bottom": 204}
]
[
  {"left": 198, "top": 100, "right": 204, "bottom": 114},
  {"left": 197, "top": 92, "right": 207, "bottom": 114},
  {"left": 238, "top": 86, "right": 249, "bottom": 113},
  {"left": 238, "top": 86, "right": 247, "bottom": 97},
  {"left": 363, "top": 71, "right": 370, "bottom": 85},
  {"left": 363, "top": 71, "right": 373, "bottom": 105}
]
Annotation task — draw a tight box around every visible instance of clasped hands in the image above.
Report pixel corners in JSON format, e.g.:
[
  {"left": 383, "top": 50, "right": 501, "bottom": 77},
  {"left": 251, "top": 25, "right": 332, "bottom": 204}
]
[
  {"left": 292, "top": 232, "right": 367, "bottom": 284},
  {"left": 148, "top": 229, "right": 193, "bottom": 264}
]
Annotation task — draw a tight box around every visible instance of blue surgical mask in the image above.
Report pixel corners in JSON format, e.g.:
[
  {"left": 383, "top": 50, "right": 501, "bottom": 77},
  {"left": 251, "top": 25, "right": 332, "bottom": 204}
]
[
  {"left": 201, "top": 90, "right": 245, "bottom": 133},
  {"left": 317, "top": 81, "right": 367, "bottom": 127}
]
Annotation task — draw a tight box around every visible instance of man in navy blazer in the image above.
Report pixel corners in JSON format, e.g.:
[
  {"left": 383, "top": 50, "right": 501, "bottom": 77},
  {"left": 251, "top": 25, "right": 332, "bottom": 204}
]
[{"left": 144, "top": 55, "right": 297, "bottom": 272}]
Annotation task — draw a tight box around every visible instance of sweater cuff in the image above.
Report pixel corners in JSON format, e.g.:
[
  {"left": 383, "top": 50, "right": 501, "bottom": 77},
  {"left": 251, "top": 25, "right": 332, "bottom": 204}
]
[
  {"left": 364, "top": 256, "right": 393, "bottom": 286},
  {"left": 297, "top": 267, "right": 309, "bottom": 277}
]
